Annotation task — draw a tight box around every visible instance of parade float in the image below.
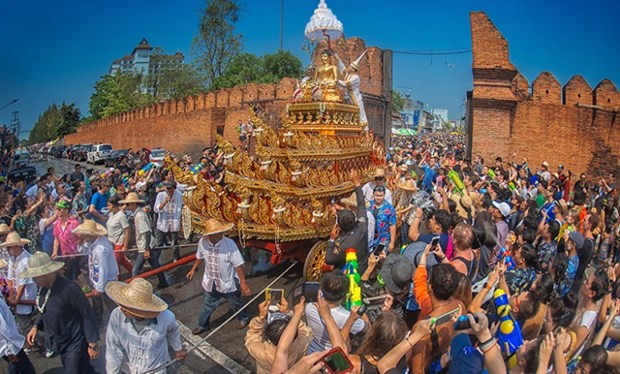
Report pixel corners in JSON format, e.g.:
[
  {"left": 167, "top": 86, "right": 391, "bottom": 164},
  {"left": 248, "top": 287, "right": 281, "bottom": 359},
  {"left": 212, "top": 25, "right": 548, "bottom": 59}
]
[{"left": 168, "top": 0, "right": 385, "bottom": 281}]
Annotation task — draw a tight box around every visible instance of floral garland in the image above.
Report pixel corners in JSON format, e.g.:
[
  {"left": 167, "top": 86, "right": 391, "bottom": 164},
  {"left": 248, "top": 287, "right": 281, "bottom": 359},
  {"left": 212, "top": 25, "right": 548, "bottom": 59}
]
[{"left": 36, "top": 288, "right": 51, "bottom": 314}]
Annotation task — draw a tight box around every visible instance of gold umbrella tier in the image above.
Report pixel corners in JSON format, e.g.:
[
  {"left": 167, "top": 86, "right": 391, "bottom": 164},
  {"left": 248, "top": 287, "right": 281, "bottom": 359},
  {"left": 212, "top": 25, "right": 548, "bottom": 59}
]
[{"left": 284, "top": 102, "right": 363, "bottom": 130}]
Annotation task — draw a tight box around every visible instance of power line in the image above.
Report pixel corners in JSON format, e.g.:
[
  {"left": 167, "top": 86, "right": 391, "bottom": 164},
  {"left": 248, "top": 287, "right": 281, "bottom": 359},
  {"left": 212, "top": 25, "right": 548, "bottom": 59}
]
[{"left": 392, "top": 49, "right": 471, "bottom": 56}]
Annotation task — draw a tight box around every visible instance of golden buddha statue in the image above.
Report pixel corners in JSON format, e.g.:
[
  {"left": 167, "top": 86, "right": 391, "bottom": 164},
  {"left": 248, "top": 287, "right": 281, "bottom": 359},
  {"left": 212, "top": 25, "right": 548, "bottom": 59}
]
[{"left": 314, "top": 49, "right": 341, "bottom": 102}]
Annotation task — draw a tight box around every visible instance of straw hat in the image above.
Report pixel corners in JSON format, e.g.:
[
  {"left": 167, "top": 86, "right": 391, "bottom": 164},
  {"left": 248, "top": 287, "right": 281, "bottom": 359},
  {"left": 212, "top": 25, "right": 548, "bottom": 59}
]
[
  {"left": 0, "top": 259, "right": 7, "bottom": 269},
  {"left": 72, "top": 219, "right": 107, "bottom": 236},
  {"left": 373, "top": 168, "right": 386, "bottom": 178},
  {"left": 452, "top": 193, "right": 476, "bottom": 220},
  {"left": 106, "top": 278, "right": 168, "bottom": 319},
  {"left": 0, "top": 223, "right": 11, "bottom": 235},
  {"left": 119, "top": 192, "right": 145, "bottom": 205},
  {"left": 397, "top": 179, "right": 417, "bottom": 191},
  {"left": 203, "top": 218, "right": 234, "bottom": 236},
  {"left": 17, "top": 252, "right": 64, "bottom": 279},
  {"left": 0, "top": 232, "right": 31, "bottom": 248}
]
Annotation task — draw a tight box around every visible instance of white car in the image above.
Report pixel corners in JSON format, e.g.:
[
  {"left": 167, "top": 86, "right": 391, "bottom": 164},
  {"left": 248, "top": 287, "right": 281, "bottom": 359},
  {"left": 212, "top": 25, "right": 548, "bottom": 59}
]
[
  {"left": 149, "top": 148, "right": 166, "bottom": 168},
  {"left": 87, "top": 144, "right": 113, "bottom": 164}
]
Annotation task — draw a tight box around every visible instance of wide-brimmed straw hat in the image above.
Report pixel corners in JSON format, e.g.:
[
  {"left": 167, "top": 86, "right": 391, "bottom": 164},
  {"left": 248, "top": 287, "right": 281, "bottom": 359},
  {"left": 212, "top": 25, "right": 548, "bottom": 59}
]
[
  {"left": 397, "top": 179, "right": 417, "bottom": 191},
  {"left": 17, "top": 252, "right": 64, "bottom": 278},
  {"left": 452, "top": 193, "right": 476, "bottom": 220},
  {"left": 0, "top": 232, "right": 31, "bottom": 248},
  {"left": 106, "top": 278, "right": 168, "bottom": 318},
  {"left": 72, "top": 219, "right": 107, "bottom": 236},
  {"left": 0, "top": 259, "right": 7, "bottom": 269},
  {"left": 119, "top": 192, "right": 145, "bottom": 205},
  {"left": 372, "top": 168, "right": 386, "bottom": 178},
  {"left": 203, "top": 218, "right": 234, "bottom": 236},
  {"left": 0, "top": 223, "right": 11, "bottom": 235}
]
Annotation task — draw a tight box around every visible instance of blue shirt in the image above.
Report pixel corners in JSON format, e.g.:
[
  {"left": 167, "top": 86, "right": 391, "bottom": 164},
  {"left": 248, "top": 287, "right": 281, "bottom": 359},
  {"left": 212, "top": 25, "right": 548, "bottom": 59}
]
[
  {"left": 421, "top": 164, "right": 437, "bottom": 192},
  {"left": 90, "top": 191, "right": 108, "bottom": 213},
  {"left": 368, "top": 200, "right": 397, "bottom": 249}
]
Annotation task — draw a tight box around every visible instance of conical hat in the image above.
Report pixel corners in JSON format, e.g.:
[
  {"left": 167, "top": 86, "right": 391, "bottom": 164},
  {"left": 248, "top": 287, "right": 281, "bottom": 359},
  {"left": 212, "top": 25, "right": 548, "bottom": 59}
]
[
  {"left": 119, "top": 192, "right": 145, "bottom": 205},
  {"left": 0, "top": 259, "right": 7, "bottom": 270},
  {"left": 106, "top": 278, "right": 168, "bottom": 318},
  {"left": 350, "top": 49, "right": 368, "bottom": 71},
  {"left": 0, "top": 223, "right": 11, "bottom": 235},
  {"left": 0, "top": 232, "right": 31, "bottom": 248},
  {"left": 397, "top": 179, "right": 417, "bottom": 191},
  {"left": 17, "top": 252, "right": 64, "bottom": 278},
  {"left": 203, "top": 219, "right": 234, "bottom": 236},
  {"left": 72, "top": 219, "right": 107, "bottom": 236}
]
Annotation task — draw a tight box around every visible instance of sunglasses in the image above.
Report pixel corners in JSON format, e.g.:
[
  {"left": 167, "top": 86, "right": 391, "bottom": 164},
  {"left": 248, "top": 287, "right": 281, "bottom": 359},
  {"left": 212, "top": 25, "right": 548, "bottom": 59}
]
[{"left": 373, "top": 186, "right": 386, "bottom": 193}]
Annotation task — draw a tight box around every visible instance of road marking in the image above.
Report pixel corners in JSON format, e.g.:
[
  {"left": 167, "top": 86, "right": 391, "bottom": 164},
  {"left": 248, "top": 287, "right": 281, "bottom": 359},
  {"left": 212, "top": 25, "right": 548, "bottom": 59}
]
[{"left": 177, "top": 320, "right": 251, "bottom": 374}]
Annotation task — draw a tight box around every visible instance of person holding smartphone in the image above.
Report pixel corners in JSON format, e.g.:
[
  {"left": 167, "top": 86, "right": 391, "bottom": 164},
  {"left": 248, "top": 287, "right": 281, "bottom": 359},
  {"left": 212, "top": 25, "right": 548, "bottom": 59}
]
[{"left": 325, "top": 170, "right": 370, "bottom": 274}]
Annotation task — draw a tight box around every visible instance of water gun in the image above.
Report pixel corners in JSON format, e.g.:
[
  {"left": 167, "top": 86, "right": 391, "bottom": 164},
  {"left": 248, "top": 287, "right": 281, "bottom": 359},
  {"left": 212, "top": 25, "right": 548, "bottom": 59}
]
[
  {"left": 488, "top": 169, "right": 496, "bottom": 179},
  {"left": 121, "top": 175, "right": 130, "bottom": 187},
  {"left": 541, "top": 201, "right": 556, "bottom": 223},
  {"left": 138, "top": 162, "right": 154, "bottom": 176},
  {"left": 508, "top": 181, "right": 517, "bottom": 191},
  {"left": 494, "top": 289, "right": 524, "bottom": 369},
  {"left": 190, "top": 163, "right": 205, "bottom": 175},
  {"left": 497, "top": 247, "right": 516, "bottom": 270},
  {"left": 342, "top": 248, "right": 362, "bottom": 310},
  {"left": 447, "top": 170, "right": 465, "bottom": 195},
  {"left": 100, "top": 167, "right": 114, "bottom": 179}
]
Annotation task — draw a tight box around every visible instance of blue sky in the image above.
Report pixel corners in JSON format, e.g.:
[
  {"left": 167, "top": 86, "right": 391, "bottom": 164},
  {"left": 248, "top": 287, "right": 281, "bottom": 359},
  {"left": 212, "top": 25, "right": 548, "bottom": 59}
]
[{"left": 1, "top": 0, "right": 618, "bottom": 139}]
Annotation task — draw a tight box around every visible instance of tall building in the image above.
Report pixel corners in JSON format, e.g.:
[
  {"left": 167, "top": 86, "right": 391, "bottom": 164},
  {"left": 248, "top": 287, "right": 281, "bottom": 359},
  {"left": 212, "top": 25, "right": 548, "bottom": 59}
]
[{"left": 108, "top": 38, "right": 184, "bottom": 76}]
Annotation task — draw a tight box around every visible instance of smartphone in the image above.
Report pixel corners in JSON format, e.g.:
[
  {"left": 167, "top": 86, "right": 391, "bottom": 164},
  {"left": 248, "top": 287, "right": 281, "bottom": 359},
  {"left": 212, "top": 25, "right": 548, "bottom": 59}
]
[
  {"left": 373, "top": 244, "right": 386, "bottom": 256},
  {"left": 430, "top": 236, "right": 440, "bottom": 248},
  {"left": 266, "top": 288, "right": 284, "bottom": 306},
  {"left": 431, "top": 307, "right": 460, "bottom": 327},
  {"left": 356, "top": 303, "right": 368, "bottom": 316},
  {"left": 453, "top": 314, "right": 479, "bottom": 331},
  {"left": 303, "top": 282, "right": 320, "bottom": 303},
  {"left": 363, "top": 294, "right": 388, "bottom": 307},
  {"left": 321, "top": 347, "right": 354, "bottom": 374}
]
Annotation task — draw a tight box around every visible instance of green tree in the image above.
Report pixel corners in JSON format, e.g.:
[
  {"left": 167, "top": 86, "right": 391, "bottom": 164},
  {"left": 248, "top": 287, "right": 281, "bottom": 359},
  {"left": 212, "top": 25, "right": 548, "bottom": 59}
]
[
  {"left": 28, "top": 104, "right": 61, "bottom": 144},
  {"left": 57, "top": 102, "right": 81, "bottom": 137},
  {"left": 263, "top": 50, "right": 303, "bottom": 81},
  {"left": 145, "top": 48, "right": 204, "bottom": 101},
  {"left": 89, "top": 72, "right": 151, "bottom": 120},
  {"left": 392, "top": 90, "right": 405, "bottom": 113},
  {"left": 193, "top": 0, "right": 243, "bottom": 87},
  {"left": 212, "top": 51, "right": 304, "bottom": 90},
  {"left": 212, "top": 53, "right": 266, "bottom": 89}
]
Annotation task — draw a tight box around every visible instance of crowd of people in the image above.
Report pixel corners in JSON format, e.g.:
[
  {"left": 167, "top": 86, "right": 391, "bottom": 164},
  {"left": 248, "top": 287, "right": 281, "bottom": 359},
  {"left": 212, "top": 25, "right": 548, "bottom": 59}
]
[{"left": 1, "top": 131, "right": 620, "bottom": 373}]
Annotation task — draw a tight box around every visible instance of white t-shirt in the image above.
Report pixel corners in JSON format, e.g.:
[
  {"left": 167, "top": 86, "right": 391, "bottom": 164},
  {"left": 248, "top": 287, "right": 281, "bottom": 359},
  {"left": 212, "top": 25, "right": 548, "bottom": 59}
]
[
  {"left": 107, "top": 210, "right": 129, "bottom": 245},
  {"left": 83, "top": 236, "right": 120, "bottom": 292},
  {"left": 305, "top": 302, "right": 365, "bottom": 353},
  {"left": 8, "top": 251, "right": 37, "bottom": 315}
]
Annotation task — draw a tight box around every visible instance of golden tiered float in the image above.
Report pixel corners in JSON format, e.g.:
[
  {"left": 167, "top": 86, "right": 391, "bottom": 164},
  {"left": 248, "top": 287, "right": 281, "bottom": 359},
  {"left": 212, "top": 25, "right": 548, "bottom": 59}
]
[{"left": 168, "top": 0, "right": 385, "bottom": 281}]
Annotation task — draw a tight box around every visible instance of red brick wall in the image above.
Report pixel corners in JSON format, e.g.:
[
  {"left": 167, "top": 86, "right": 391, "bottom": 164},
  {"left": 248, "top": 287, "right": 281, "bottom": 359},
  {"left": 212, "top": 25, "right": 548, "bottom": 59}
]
[{"left": 469, "top": 12, "right": 620, "bottom": 177}]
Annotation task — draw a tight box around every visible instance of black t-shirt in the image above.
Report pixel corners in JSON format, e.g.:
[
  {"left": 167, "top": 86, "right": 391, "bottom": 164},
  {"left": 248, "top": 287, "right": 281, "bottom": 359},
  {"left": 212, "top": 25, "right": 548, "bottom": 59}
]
[{"left": 576, "top": 237, "right": 594, "bottom": 281}]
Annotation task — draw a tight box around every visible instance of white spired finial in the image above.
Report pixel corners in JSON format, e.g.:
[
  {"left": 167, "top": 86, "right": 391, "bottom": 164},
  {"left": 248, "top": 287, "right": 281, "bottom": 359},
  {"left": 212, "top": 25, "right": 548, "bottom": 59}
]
[{"left": 304, "top": 0, "right": 343, "bottom": 43}]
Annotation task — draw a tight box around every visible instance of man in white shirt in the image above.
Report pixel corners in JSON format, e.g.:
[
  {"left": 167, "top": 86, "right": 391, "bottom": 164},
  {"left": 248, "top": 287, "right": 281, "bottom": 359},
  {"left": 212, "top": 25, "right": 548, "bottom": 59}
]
[
  {"left": 362, "top": 168, "right": 393, "bottom": 204},
  {"left": 105, "top": 278, "right": 186, "bottom": 374},
  {"left": 73, "top": 220, "right": 119, "bottom": 326},
  {"left": 186, "top": 219, "right": 251, "bottom": 335},
  {"left": 153, "top": 180, "right": 183, "bottom": 261},
  {"left": 0, "top": 260, "right": 36, "bottom": 374},
  {"left": 2, "top": 232, "right": 37, "bottom": 335},
  {"left": 122, "top": 193, "right": 168, "bottom": 288}
]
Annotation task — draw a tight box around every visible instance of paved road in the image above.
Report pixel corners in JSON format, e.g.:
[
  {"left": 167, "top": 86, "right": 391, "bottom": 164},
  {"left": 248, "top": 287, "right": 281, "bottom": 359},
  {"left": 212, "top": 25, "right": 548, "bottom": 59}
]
[{"left": 24, "top": 157, "right": 307, "bottom": 374}]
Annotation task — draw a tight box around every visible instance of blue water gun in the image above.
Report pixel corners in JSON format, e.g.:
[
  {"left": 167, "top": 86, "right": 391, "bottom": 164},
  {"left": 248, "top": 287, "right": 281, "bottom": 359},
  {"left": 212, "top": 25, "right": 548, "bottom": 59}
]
[
  {"left": 138, "top": 162, "right": 154, "bottom": 176},
  {"left": 497, "top": 247, "right": 516, "bottom": 270},
  {"left": 541, "top": 201, "right": 556, "bottom": 223},
  {"left": 494, "top": 289, "right": 524, "bottom": 369}
]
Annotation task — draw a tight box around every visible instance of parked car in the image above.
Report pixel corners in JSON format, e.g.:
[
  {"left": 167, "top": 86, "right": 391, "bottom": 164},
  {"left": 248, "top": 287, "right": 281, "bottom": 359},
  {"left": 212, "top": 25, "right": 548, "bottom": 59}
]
[
  {"left": 52, "top": 146, "right": 66, "bottom": 158},
  {"left": 149, "top": 148, "right": 166, "bottom": 168},
  {"left": 74, "top": 144, "right": 92, "bottom": 162},
  {"left": 7, "top": 166, "right": 37, "bottom": 188},
  {"left": 12, "top": 149, "right": 30, "bottom": 169},
  {"left": 104, "top": 149, "right": 129, "bottom": 168},
  {"left": 87, "top": 144, "right": 113, "bottom": 164}
]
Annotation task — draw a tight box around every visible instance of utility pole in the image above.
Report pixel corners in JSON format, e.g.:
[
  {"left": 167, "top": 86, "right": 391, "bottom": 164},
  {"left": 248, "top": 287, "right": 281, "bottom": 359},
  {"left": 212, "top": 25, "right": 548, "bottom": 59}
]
[
  {"left": 10, "top": 111, "right": 20, "bottom": 146},
  {"left": 279, "top": 0, "right": 284, "bottom": 50}
]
